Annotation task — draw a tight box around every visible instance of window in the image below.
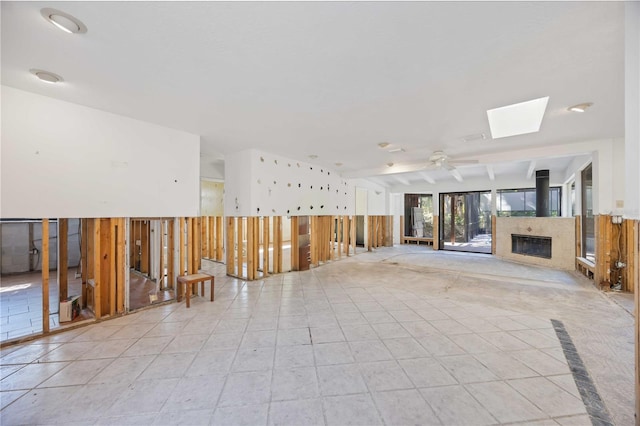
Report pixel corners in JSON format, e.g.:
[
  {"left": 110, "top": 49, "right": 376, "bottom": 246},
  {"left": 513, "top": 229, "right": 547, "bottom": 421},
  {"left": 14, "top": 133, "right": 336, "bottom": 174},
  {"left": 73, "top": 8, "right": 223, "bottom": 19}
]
[{"left": 496, "top": 187, "right": 561, "bottom": 217}]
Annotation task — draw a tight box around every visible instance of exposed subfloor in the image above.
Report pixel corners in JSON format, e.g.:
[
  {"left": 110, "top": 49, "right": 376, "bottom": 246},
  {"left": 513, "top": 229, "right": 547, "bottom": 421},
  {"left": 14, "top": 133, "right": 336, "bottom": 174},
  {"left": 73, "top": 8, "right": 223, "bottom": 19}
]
[{"left": 0, "top": 245, "right": 635, "bottom": 425}]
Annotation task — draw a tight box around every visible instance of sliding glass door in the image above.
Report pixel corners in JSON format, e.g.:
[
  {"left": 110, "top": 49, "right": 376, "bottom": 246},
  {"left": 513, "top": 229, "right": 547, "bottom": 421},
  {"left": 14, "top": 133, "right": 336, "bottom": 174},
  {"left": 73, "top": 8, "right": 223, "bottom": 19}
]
[{"left": 439, "top": 191, "right": 492, "bottom": 254}]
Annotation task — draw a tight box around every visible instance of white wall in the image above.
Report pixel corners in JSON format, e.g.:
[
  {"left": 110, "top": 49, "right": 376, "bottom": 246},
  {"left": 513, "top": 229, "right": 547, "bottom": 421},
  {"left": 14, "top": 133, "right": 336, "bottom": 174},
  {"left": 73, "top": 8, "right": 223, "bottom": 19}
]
[
  {"left": 625, "top": 2, "right": 640, "bottom": 220},
  {"left": 1, "top": 86, "right": 201, "bottom": 218},
  {"left": 224, "top": 149, "right": 355, "bottom": 217}
]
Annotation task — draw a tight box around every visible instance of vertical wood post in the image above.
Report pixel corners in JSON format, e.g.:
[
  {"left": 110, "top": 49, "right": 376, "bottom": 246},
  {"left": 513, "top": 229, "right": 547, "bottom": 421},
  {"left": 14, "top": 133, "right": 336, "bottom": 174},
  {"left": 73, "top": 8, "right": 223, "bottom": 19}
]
[
  {"left": 433, "top": 215, "right": 439, "bottom": 250},
  {"left": 58, "top": 218, "right": 68, "bottom": 301},
  {"left": 226, "top": 217, "right": 235, "bottom": 275},
  {"left": 400, "top": 216, "right": 405, "bottom": 244},
  {"left": 237, "top": 218, "right": 244, "bottom": 277},
  {"left": 345, "top": 216, "right": 350, "bottom": 256},
  {"left": 93, "top": 218, "right": 102, "bottom": 319},
  {"left": 208, "top": 217, "right": 214, "bottom": 259},
  {"left": 264, "top": 217, "right": 270, "bottom": 275},
  {"left": 42, "top": 219, "right": 50, "bottom": 333},
  {"left": 110, "top": 219, "right": 117, "bottom": 316},
  {"left": 291, "top": 216, "right": 299, "bottom": 271},
  {"left": 274, "top": 217, "right": 282, "bottom": 273},
  {"left": 216, "top": 216, "right": 224, "bottom": 261},
  {"left": 81, "top": 219, "right": 88, "bottom": 308},
  {"left": 491, "top": 215, "right": 496, "bottom": 255},
  {"left": 187, "top": 218, "right": 194, "bottom": 274},
  {"left": 167, "top": 219, "right": 174, "bottom": 290},
  {"left": 179, "top": 217, "right": 185, "bottom": 276},
  {"left": 351, "top": 216, "right": 356, "bottom": 255},
  {"left": 116, "top": 218, "right": 126, "bottom": 313},
  {"left": 247, "top": 217, "right": 255, "bottom": 280}
]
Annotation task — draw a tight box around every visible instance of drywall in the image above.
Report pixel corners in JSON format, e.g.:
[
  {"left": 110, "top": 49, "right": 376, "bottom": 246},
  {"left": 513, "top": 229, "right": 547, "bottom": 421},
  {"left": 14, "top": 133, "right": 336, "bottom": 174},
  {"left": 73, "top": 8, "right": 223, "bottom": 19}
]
[
  {"left": 201, "top": 180, "right": 224, "bottom": 217},
  {"left": 496, "top": 217, "right": 575, "bottom": 270},
  {"left": 224, "top": 149, "right": 355, "bottom": 217},
  {"left": 625, "top": 2, "right": 640, "bottom": 220},
  {"left": 1, "top": 86, "right": 200, "bottom": 218}
]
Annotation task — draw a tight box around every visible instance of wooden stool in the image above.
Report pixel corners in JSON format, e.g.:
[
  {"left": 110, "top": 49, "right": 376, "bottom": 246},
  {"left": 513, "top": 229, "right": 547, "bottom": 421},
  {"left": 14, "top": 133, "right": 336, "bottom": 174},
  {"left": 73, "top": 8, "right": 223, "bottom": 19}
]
[{"left": 177, "top": 273, "right": 214, "bottom": 308}]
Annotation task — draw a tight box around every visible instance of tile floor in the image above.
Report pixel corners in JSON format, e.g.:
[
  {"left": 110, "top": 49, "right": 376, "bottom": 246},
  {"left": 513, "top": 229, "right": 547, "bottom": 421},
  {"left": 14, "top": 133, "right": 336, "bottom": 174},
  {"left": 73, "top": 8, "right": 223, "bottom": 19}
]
[{"left": 0, "top": 246, "right": 635, "bottom": 425}]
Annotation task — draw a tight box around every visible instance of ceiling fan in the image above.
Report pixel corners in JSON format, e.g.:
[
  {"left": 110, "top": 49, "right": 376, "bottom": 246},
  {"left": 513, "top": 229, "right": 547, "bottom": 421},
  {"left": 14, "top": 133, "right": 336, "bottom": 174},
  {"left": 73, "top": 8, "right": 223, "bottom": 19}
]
[{"left": 426, "top": 150, "right": 478, "bottom": 170}]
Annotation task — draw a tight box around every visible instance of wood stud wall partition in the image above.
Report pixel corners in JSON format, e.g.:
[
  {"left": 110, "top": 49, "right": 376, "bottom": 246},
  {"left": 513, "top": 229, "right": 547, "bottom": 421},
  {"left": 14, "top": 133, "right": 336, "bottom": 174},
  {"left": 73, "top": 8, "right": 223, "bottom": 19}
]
[
  {"left": 224, "top": 215, "right": 358, "bottom": 280},
  {"left": 367, "top": 216, "right": 393, "bottom": 251}
]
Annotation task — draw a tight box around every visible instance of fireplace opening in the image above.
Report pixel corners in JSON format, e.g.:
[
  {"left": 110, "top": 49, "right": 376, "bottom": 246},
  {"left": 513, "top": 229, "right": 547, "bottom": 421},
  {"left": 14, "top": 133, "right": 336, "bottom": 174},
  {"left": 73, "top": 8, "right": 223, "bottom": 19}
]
[{"left": 511, "top": 234, "right": 552, "bottom": 259}]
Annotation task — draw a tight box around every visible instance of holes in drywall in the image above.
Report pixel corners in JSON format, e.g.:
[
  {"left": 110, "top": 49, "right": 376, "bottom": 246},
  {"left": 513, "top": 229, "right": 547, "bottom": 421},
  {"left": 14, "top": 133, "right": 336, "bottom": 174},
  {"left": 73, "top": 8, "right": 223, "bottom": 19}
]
[
  {"left": 257, "top": 179, "right": 261, "bottom": 184},
  {"left": 320, "top": 205, "right": 324, "bottom": 209},
  {"left": 288, "top": 163, "right": 291, "bottom": 167},
  {"left": 288, "top": 183, "right": 291, "bottom": 187},
  {"left": 287, "top": 209, "right": 290, "bottom": 214},
  {"left": 297, "top": 163, "right": 300, "bottom": 167},
  {"left": 273, "top": 181, "right": 276, "bottom": 185},
  {"left": 257, "top": 207, "right": 260, "bottom": 213},
  {"left": 274, "top": 160, "right": 278, "bottom": 165},
  {"left": 310, "top": 206, "right": 313, "bottom": 210},
  {"left": 260, "top": 157, "right": 264, "bottom": 162},
  {"left": 297, "top": 206, "right": 301, "bottom": 211},
  {"left": 298, "top": 183, "right": 301, "bottom": 188}
]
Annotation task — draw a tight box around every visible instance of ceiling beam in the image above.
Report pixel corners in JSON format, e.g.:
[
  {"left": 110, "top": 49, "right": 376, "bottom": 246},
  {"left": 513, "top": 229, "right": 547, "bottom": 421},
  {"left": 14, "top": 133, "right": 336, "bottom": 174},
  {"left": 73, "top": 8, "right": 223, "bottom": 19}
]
[
  {"left": 394, "top": 175, "right": 411, "bottom": 186},
  {"left": 486, "top": 165, "right": 495, "bottom": 181},
  {"left": 418, "top": 172, "right": 436, "bottom": 184},
  {"left": 450, "top": 169, "right": 463, "bottom": 183},
  {"left": 526, "top": 160, "right": 537, "bottom": 179}
]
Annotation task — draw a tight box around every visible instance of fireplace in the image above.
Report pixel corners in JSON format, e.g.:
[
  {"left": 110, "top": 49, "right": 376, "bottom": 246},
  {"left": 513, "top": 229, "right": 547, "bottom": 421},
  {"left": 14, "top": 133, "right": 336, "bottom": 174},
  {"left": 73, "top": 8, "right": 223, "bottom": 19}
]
[{"left": 511, "top": 234, "right": 552, "bottom": 259}]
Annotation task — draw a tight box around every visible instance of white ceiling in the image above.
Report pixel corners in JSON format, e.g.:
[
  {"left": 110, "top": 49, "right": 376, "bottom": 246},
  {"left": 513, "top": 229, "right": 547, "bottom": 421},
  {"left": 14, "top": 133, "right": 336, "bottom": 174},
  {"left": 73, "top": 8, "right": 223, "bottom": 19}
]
[{"left": 1, "top": 1, "right": 625, "bottom": 186}]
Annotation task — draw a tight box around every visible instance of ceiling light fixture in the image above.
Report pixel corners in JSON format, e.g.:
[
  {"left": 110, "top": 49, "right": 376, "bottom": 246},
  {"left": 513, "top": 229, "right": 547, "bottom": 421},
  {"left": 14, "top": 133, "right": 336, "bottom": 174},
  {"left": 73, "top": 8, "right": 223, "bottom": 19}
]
[
  {"left": 388, "top": 148, "right": 405, "bottom": 153},
  {"left": 568, "top": 102, "right": 593, "bottom": 113},
  {"left": 378, "top": 142, "right": 390, "bottom": 149},
  {"left": 30, "top": 69, "right": 63, "bottom": 84},
  {"left": 41, "top": 8, "right": 87, "bottom": 34},
  {"left": 308, "top": 154, "right": 318, "bottom": 159},
  {"left": 462, "top": 133, "right": 486, "bottom": 143},
  {"left": 386, "top": 162, "right": 394, "bottom": 167},
  {"left": 335, "top": 162, "right": 343, "bottom": 167}
]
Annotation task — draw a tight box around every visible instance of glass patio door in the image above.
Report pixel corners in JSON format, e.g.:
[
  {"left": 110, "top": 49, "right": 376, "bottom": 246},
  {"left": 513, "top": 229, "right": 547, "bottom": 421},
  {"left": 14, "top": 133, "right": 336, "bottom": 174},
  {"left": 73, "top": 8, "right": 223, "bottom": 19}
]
[{"left": 439, "top": 191, "right": 492, "bottom": 254}]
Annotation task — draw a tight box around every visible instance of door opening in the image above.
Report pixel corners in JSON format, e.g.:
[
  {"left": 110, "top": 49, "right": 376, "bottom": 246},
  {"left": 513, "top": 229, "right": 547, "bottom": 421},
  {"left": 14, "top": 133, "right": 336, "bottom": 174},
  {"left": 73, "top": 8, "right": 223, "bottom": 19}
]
[{"left": 439, "top": 191, "right": 492, "bottom": 254}]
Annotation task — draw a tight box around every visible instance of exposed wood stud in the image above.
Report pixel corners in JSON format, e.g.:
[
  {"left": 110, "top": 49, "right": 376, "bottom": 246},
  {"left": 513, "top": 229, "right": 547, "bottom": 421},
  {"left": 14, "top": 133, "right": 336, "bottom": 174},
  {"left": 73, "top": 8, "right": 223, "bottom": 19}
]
[
  {"left": 491, "top": 215, "right": 497, "bottom": 255},
  {"left": 226, "top": 217, "right": 235, "bottom": 276},
  {"left": 93, "top": 218, "right": 102, "bottom": 319},
  {"left": 264, "top": 216, "right": 270, "bottom": 275},
  {"left": 110, "top": 219, "right": 117, "bottom": 316},
  {"left": 247, "top": 216, "right": 255, "bottom": 280},
  {"left": 291, "top": 216, "right": 299, "bottom": 271},
  {"left": 216, "top": 216, "right": 224, "bottom": 262},
  {"left": 187, "top": 218, "right": 194, "bottom": 274},
  {"left": 117, "top": 218, "right": 126, "bottom": 313},
  {"left": 433, "top": 215, "right": 439, "bottom": 251},
  {"left": 81, "top": 219, "right": 88, "bottom": 308},
  {"left": 59, "top": 218, "right": 68, "bottom": 301},
  {"left": 42, "top": 219, "right": 50, "bottom": 333},
  {"left": 179, "top": 217, "right": 185, "bottom": 276},
  {"left": 237, "top": 217, "right": 243, "bottom": 278},
  {"left": 167, "top": 219, "right": 174, "bottom": 289}
]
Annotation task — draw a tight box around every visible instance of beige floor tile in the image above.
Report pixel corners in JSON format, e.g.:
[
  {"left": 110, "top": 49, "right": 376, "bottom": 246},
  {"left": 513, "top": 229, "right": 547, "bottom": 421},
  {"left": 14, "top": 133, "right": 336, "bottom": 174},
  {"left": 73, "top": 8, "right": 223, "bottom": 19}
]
[{"left": 420, "top": 385, "right": 497, "bottom": 425}]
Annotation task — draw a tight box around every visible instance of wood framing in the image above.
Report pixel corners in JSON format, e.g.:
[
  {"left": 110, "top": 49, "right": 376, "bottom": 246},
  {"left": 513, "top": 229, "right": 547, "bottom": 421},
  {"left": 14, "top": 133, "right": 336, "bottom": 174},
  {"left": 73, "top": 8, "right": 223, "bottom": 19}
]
[
  {"left": 179, "top": 217, "right": 185, "bottom": 277},
  {"left": 187, "top": 217, "right": 194, "bottom": 274},
  {"left": 110, "top": 219, "right": 117, "bottom": 316},
  {"left": 433, "top": 215, "right": 439, "bottom": 251},
  {"left": 166, "top": 219, "right": 174, "bottom": 290},
  {"left": 594, "top": 214, "right": 613, "bottom": 287},
  {"left": 81, "top": 218, "right": 88, "bottom": 308},
  {"left": 116, "top": 218, "right": 126, "bottom": 313},
  {"left": 58, "top": 218, "right": 68, "bottom": 302},
  {"left": 247, "top": 217, "right": 255, "bottom": 280},
  {"left": 93, "top": 218, "right": 102, "bottom": 319},
  {"left": 291, "top": 216, "right": 299, "bottom": 270},
  {"left": 351, "top": 215, "right": 356, "bottom": 255},
  {"left": 216, "top": 216, "right": 224, "bottom": 261},
  {"left": 42, "top": 219, "right": 50, "bottom": 333},
  {"left": 633, "top": 220, "right": 639, "bottom": 421},
  {"left": 274, "top": 216, "right": 282, "bottom": 273},
  {"left": 236, "top": 217, "right": 243, "bottom": 276},
  {"left": 226, "top": 217, "right": 235, "bottom": 275},
  {"left": 400, "top": 216, "right": 405, "bottom": 245},
  {"left": 263, "top": 217, "right": 270, "bottom": 275},
  {"left": 491, "top": 215, "right": 496, "bottom": 255}
]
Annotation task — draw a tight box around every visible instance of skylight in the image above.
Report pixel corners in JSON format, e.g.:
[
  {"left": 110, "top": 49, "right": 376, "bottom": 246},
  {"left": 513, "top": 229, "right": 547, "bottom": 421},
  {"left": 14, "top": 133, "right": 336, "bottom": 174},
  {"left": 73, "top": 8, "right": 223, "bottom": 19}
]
[{"left": 487, "top": 96, "right": 549, "bottom": 139}]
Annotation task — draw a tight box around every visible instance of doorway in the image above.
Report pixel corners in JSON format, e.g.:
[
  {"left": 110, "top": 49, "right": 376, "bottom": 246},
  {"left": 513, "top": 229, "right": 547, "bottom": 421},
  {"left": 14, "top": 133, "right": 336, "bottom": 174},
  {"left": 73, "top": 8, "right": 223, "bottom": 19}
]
[{"left": 439, "top": 191, "right": 492, "bottom": 254}]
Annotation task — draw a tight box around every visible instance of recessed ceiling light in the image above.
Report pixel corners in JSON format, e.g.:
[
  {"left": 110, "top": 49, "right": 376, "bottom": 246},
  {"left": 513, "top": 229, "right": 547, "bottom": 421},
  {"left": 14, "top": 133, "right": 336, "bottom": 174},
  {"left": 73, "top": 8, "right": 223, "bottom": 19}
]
[
  {"left": 487, "top": 96, "right": 549, "bottom": 139},
  {"left": 378, "top": 142, "right": 390, "bottom": 149},
  {"left": 41, "top": 8, "right": 87, "bottom": 34},
  {"left": 335, "top": 162, "right": 343, "bottom": 167},
  {"left": 386, "top": 162, "right": 394, "bottom": 167},
  {"left": 388, "top": 148, "right": 405, "bottom": 153},
  {"left": 568, "top": 102, "right": 593, "bottom": 113},
  {"left": 30, "top": 69, "right": 63, "bottom": 84},
  {"left": 308, "top": 154, "right": 318, "bottom": 159}
]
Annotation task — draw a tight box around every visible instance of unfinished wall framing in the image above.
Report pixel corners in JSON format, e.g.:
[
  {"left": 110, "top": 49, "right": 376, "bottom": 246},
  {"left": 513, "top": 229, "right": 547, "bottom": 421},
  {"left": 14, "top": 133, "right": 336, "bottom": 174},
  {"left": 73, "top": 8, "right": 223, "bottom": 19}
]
[{"left": 367, "top": 216, "right": 393, "bottom": 251}]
